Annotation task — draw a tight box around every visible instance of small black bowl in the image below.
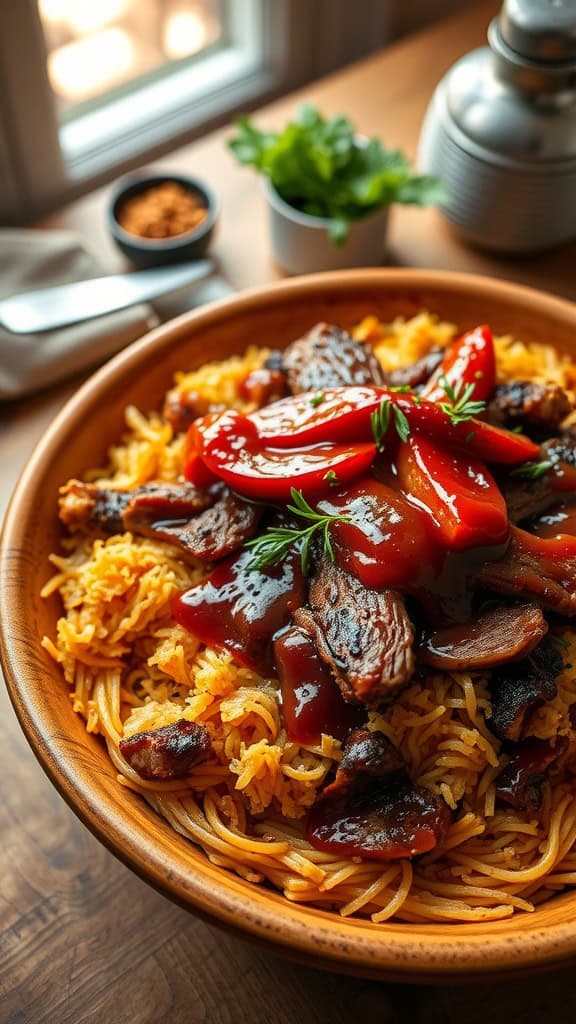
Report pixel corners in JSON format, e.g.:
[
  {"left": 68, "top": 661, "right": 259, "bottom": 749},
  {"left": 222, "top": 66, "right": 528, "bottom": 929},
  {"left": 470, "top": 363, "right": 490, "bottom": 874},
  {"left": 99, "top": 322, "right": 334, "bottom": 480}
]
[{"left": 108, "top": 172, "right": 218, "bottom": 269}]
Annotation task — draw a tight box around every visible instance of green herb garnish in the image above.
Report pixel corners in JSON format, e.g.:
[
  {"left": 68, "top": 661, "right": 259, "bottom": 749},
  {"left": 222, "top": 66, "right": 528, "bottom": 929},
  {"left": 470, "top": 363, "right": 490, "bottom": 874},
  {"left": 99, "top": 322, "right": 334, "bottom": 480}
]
[
  {"left": 510, "top": 459, "right": 553, "bottom": 480},
  {"left": 310, "top": 391, "right": 326, "bottom": 407},
  {"left": 437, "top": 377, "right": 486, "bottom": 426},
  {"left": 371, "top": 397, "right": 412, "bottom": 449},
  {"left": 393, "top": 405, "right": 411, "bottom": 442},
  {"left": 371, "top": 399, "right": 391, "bottom": 451},
  {"left": 388, "top": 385, "right": 412, "bottom": 393},
  {"left": 228, "top": 105, "right": 448, "bottom": 245},
  {"left": 323, "top": 470, "right": 340, "bottom": 486},
  {"left": 245, "top": 487, "right": 351, "bottom": 574}
]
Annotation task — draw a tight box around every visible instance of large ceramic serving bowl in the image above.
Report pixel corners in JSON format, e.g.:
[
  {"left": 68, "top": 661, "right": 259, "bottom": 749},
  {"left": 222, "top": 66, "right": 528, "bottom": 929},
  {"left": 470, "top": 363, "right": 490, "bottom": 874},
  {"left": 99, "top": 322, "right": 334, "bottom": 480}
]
[{"left": 3, "top": 269, "right": 576, "bottom": 983}]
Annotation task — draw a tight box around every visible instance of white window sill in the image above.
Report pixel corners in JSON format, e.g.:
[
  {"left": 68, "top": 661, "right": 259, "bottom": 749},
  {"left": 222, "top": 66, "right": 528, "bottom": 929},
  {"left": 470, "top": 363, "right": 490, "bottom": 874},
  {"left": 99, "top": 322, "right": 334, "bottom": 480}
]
[{"left": 61, "top": 45, "right": 274, "bottom": 182}]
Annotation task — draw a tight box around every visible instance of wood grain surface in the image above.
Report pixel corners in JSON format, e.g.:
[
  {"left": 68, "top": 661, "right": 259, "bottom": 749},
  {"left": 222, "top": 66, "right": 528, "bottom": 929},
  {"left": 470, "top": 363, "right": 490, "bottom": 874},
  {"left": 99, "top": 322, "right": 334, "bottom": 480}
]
[{"left": 3, "top": 2, "right": 576, "bottom": 1020}]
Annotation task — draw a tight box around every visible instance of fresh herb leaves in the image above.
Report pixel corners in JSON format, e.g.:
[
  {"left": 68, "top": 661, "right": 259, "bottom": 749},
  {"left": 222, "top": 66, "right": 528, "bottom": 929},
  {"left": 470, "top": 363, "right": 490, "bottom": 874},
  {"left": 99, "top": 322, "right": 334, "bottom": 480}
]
[
  {"left": 370, "top": 399, "right": 391, "bottom": 451},
  {"left": 393, "top": 405, "right": 411, "bottom": 442},
  {"left": 370, "top": 398, "right": 411, "bottom": 450},
  {"left": 437, "top": 376, "right": 486, "bottom": 426},
  {"left": 310, "top": 391, "right": 326, "bottom": 407},
  {"left": 245, "top": 487, "right": 351, "bottom": 574},
  {"left": 323, "top": 470, "right": 340, "bottom": 486},
  {"left": 510, "top": 459, "right": 553, "bottom": 480},
  {"left": 228, "top": 105, "right": 448, "bottom": 245}
]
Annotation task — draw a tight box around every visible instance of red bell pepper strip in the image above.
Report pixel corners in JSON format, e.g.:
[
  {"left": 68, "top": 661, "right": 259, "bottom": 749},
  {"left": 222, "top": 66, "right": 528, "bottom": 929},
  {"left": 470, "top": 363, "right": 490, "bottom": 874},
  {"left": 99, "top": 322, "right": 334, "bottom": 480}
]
[
  {"left": 188, "top": 409, "right": 377, "bottom": 502},
  {"left": 183, "top": 418, "right": 220, "bottom": 487},
  {"left": 249, "top": 386, "right": 540, "bottom": 464},
  {"left": 316, "top": 476, "right": 441, "bottom": 589},
  {"left": 422, "top": 325, "right": 496, "bottom": 404},
  {"left": 250, "top": 386, "right": 385, "bottom": 447},
  {"left": 398, "top": 396, "right": 540, "bottom": 464},
  {"left": 396, "top": 434, "right": 509, "bottom": 550}
]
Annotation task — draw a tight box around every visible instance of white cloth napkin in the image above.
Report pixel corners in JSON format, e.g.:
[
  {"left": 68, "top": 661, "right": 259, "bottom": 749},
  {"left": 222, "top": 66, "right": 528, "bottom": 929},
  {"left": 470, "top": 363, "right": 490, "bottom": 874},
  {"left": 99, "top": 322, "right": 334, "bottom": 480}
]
[{"left": 0, "top": 229, "right": 155, "bottom": 400}]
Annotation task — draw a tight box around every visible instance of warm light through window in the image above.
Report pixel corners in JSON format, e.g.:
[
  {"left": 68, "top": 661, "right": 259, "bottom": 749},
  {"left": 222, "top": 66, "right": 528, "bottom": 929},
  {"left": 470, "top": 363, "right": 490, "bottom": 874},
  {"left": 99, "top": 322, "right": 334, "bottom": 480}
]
[
  {"left": 38, "top": 0, "right": 223, "bottom": 112},
  {"left": 39, "top": 0, "right": 129, "bottom": 33},
  {"left": 163, "top": 11, "right": 208, "bottom": 59},
  {"left": 48, "top": 28, "right": 135, "bottom": 102}
]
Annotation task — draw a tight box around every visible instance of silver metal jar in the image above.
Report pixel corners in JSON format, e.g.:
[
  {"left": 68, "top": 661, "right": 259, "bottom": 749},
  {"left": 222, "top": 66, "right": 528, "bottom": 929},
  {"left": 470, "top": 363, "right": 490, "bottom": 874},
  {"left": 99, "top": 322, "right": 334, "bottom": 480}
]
[{"left": 418, "top": 0, "right": 576, "bottom": 253}]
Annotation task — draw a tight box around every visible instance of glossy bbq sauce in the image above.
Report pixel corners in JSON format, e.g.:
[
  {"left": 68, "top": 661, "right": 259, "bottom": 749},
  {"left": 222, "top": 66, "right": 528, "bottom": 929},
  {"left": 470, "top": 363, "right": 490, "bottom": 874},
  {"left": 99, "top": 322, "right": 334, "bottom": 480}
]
[
  {"left": 306, "top": 777, "right": 452, "bottom": 859},
  {"left": 318, "top": 475, "right": 509, "bottom": 624},
  {"left": 531, "top": 500, "right": 576, "bottom": 539},
  {"left": 172, "top": 546, "right": 306, "bottom": 677},
  {"left": 273, "top": 627, "right": 364, "bottom": 744}
]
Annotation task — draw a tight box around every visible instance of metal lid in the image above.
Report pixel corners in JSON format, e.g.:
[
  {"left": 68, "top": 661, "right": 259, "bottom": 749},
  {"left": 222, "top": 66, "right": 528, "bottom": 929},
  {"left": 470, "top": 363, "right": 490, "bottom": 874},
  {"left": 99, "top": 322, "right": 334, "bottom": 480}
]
[{"left": 499, "top": 0, "right": 576, "bottom": 62}]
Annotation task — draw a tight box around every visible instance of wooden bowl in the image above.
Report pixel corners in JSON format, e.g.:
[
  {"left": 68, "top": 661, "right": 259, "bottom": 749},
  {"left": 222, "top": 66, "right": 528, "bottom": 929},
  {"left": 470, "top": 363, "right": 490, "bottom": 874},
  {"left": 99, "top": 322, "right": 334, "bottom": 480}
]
[{"left": 3, "top": 269, "right": 576, "bottom": 983}]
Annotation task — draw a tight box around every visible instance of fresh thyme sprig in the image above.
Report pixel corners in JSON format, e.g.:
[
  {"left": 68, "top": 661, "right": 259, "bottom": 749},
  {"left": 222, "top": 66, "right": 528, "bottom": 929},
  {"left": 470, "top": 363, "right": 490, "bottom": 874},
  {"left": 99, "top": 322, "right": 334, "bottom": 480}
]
[
  {"left": 393, "top": 404, "right": 411, "bottom": 442},
  {"left": 370, "top": 398, "right": 411, "bottom": 451},
  {"left": 370, "top": 399, "right": 391, "bottom": 451},
  {"left": 245, "top": 487, "right": 351, "bottom": 574},
  {"left": 437, "top": 376, "right": 486, "bottom": 426},
  {"left": 510, "top": 459, "right": 553, "bottom": 480}
]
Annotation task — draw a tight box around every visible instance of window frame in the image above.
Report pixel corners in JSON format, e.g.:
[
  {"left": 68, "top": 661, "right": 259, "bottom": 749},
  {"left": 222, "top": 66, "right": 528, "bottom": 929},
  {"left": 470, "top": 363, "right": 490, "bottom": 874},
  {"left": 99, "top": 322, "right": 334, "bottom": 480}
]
[{"left": 0, "top": 0, "right": 392, "bottom": 223}]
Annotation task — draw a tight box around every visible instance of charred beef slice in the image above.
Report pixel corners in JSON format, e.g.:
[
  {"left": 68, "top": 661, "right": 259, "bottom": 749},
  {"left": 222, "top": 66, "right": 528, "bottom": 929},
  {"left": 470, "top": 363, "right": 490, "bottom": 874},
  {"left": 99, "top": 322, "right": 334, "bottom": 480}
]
[
  {"left": 495, "top": 736, "right": 568, "bottom": 813},
  {"left": 294, "top": 555, "right": 414, "bottom": 706},
  {"left": 324, "top": 727, "right": 406, "bottom": 797},
  {"left": 123, "top": 486, "right": 261, "bottom": 560},
  {"left": 282, "top": 322, "right": 385, "bottom": 394},
  {"left": 500, "top": 435, "right": 576, "bottom": 524},
  {"left": 475, "top": 526, "right": 576, "bottom": 617},
  {"left": 307, "top": 727, "right": 451, "bottom": 859},
  {"left": 489, "top": 638, "right": 564, "bottom": 742},
  {"left": 384, "top": 347, "right": 445, "bottom": 390},
  {"left": 119, "top": 719, "right": 212, "bottom": 780},
  {"left": 419, "top": 602, "right": 548, "bottom": 671},
  {"left": 486, "top": 381, "right": 571, "bottom": 435},
  {"left": 59, "top": 479, "right": 260, "bottom": 560},
  {"left": 163, "top": 388, "right": 226, "bottom": 434}
]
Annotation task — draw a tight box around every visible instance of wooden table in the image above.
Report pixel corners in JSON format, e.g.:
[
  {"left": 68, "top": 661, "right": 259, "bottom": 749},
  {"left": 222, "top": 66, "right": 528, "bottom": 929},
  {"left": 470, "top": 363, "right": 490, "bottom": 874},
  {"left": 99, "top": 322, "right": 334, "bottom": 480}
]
[{"left": 3, "top": 3, "right": 576, "bottom": 1020}]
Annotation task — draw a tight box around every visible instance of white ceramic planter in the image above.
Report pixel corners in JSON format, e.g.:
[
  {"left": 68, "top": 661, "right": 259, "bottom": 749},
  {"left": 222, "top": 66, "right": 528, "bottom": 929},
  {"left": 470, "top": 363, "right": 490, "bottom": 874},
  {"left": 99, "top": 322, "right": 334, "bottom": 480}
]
[{"left": 264, "top": 178, "right": 389, "bottom": 275}]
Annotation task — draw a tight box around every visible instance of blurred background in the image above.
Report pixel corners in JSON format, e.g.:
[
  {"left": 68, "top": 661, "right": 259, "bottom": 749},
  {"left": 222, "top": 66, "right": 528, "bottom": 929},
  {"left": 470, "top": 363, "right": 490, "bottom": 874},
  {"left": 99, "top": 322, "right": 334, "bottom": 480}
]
[{"left": 0, "top": 0, "right": 474, "bottom": 224}]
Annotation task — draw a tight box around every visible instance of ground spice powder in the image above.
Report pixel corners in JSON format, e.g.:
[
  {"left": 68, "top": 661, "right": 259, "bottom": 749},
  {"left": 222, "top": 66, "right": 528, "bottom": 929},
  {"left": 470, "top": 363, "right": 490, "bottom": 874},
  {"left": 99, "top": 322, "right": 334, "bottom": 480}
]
[{"left": 118, "top": 182, "right": 208, "bottom": 239}]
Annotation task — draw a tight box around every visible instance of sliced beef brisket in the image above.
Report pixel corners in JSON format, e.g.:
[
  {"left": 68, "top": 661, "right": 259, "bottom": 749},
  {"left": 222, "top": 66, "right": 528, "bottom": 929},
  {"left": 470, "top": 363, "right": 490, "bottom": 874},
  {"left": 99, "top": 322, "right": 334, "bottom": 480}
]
[
  {"left": 489, "top": 639, "right": 563, "bottom": 742},
  {"left": 475, "top": 527, "right": 576, "bottom": 617},
  {"left": 419, "top": 602, "right": 548, "bottom": 671},
  {"left": 282, "top": 322, "right": 385, "bottom": 394},
  {"left": 59, "top": 478, "right": 260, "bottom": 560},
  {"left": 294, "top": 555, "right": 414, "bottom": 707},
  {"left": 486, "top": 381, "right": 571, "bottom": 435},
  {"left": 307, "top": 727, "right": 451, "bottom": 859},
  {"left": 119, "top": 719, "right": 212, "bottom": 780}
]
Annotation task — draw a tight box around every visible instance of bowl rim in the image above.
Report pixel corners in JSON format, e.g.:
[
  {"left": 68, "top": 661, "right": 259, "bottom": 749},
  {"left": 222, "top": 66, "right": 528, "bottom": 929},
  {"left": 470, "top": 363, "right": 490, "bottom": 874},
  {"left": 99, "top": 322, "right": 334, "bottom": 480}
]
[
  {"left": 108, "top": 171, "right": 219, "bottom": 251},
  {"left": 3, "top": 267, "right": 576, "bottom": 983}
]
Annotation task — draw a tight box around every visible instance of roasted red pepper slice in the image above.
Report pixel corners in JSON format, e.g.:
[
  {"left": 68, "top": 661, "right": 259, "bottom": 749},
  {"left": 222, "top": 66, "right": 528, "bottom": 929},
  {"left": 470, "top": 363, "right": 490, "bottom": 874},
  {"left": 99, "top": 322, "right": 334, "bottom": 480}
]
[
  {"left": 317, "top": 476, "right": 441, "bottom": 589},
  {"left": 396, "top": 434, "right": 509, "bottom": 550},
  {"left": 188, "top": 409, "right": 377, "bottom": 501},
  {"left": 250, "top": 386, "right": 385, "bottom": 447},
  {"left": 402, "top": 397, "right": 539, "bottom": 464},
  {"left": 249, "top": 387, "right": 539, "bottom": 464},
  {"left": 422, "top": 325, "right": 496, "bottom": 404},
  {"left": 183, "top": 414, "right": 221, "bottom": 487}
]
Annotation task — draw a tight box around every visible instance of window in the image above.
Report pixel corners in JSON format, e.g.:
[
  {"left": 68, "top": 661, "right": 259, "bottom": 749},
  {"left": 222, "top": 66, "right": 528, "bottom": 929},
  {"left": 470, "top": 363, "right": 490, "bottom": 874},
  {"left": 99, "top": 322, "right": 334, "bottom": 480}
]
[
  {"left": 39, "top": 1, "right": 226, "bottom": 117},
  {"left": 0, "top": 1, "right": 392, "bottom": 223}
]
